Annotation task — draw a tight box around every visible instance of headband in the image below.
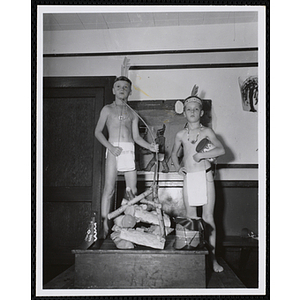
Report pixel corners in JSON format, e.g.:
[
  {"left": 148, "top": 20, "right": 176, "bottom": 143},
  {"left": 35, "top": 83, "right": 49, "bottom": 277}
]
[
  {"left": 114, "top": 76, "right": 132, "bottom": 86},
  {"left": 184, "top": 96, "right": 203, "bottom": 106}
]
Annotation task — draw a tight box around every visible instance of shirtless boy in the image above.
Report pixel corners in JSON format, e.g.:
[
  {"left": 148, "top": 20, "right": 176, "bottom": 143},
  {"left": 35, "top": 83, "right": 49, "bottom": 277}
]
[
  {"left": 171, "top": 95, "right": 225, "bottom": 272},
  {"left": 95, "top": 76, "right": 158, "bottom": 238}
]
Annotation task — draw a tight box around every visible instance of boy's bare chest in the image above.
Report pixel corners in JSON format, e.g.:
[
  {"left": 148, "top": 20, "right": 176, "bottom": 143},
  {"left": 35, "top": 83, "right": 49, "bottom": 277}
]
[{"left": 107, "top": 108, "right": 133, "bottom": 128}]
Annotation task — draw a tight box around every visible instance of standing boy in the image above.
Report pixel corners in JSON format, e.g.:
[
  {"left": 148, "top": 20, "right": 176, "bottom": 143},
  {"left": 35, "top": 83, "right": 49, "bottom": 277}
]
[
  {"left": 171, "top": 96, "right": 225, "bottom": 272},
  {"left": 95, "top": 76, "right": 158, "bottom": 238}
]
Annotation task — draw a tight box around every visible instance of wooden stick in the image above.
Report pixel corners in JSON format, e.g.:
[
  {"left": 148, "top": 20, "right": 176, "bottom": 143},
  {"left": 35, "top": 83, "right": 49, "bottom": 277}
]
[
  {"left": 140, "top": 199, "right": 162, "bottom": 209},
  {"left": 150, "top": 152, "right": 166, "bottom": 240},
  {"left": 152, "top": 183, "right": 166, "bottom": 239},
  {"left": 107, "top": 189, "right": 153, "bottom": 220}
]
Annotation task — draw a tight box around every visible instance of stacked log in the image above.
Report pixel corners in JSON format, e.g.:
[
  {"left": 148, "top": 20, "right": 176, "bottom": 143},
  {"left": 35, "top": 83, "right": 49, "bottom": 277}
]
[{"left": 109, "top": 189, "right": 173, "bottom": 250}]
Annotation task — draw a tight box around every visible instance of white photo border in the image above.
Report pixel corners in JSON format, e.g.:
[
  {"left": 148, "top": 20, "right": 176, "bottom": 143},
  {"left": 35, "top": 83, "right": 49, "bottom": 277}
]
[{"left": 35, "top": 4, "right": 268, "bottom": 297}]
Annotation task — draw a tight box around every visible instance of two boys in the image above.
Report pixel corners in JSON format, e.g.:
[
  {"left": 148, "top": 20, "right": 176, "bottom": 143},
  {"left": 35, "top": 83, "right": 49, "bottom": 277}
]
[{"left": 96, "top": 77, "right": 225, "bottom": 272}]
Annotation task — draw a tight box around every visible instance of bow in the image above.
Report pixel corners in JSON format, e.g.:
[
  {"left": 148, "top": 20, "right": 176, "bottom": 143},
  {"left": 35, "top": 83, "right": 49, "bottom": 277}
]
[
  {"left": 122, "top": 101, "right": 165, "bottom": 238},
  {"left": 122, "top": 101, "right": 159, "bottom": 185}
]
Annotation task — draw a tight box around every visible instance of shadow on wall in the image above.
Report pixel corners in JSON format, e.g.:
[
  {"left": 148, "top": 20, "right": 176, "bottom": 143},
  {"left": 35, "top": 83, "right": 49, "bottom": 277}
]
[{"left": 215, "top": 134, "right": 235, "bottom": 164}]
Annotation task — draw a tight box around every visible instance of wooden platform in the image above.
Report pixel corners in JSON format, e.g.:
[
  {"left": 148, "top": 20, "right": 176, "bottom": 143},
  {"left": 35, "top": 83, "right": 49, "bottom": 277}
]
[
  {"left": 72, "top": 235, "right": 208, "bottom": 289},
  {"left": 44, "top": 235, "right": 245, "bottom": 289},
  {"left": 44, "top": 257, "right": 245, "bottom": 289}
]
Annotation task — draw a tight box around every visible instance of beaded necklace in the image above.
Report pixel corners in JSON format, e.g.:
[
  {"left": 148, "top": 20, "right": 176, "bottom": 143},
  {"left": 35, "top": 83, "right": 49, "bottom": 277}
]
[{"left": 187, "top": 123, "right": 203, "bottom": 144}]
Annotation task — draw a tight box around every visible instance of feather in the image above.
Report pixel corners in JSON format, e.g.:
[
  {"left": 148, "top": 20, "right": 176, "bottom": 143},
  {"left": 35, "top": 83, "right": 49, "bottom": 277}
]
[{"left": 191, "top": 84, "right": 199, "bottom": 96}]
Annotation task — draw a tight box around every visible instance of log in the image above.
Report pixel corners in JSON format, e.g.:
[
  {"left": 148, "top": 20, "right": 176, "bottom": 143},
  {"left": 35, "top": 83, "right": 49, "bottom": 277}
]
[
  {"left": 124, "top": 205, "right": 135, "bottom": 216},
  {"left": 107, "top": 189, "right": 153, "bottom": 220},
  {"left": 119, "top": 228, "right": 165, "bottom": 249},
  {"left": 133, "top": 206, "right": 171, "bottom": 227},
  {"left": 110, "top": 231, "right": 135, "bottom": 249},
  {"left": 113, "top": 215, "right": 137, "bottom": 228},
  {"left": 144, "top": 225, "right": 174, "bottom": 236},
  {"left": 140, "top": 199, "right": 162, "bottom": 209}
]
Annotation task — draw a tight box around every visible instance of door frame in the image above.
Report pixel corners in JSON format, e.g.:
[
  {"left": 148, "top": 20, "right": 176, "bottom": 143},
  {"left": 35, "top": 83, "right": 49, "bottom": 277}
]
[{"left": 43, "top": 76, "right": 115, "bottom": 233}]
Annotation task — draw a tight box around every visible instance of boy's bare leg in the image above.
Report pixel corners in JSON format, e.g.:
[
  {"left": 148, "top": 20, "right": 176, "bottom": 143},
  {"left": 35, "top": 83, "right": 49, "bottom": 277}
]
[
  {"left": 124, "top": 170, "right": 138, "bottom": 196},
  {"left": 101, "top": 152, "right": 118, "bottom": 238},
  {"left": 183, "top": 177, "right": 197, "bottom": 218},
  {"left": 202, "top": 173, "right": 224, "bottom": 272},
  {"left": 124, "top": 170, "right": 137, "bottom": 195}
]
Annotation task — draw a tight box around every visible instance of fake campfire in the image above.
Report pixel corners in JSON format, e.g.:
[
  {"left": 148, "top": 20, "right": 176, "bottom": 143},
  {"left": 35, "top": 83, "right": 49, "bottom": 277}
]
[{"left": 107, "top": 186, "right": 173, "bottom": 250}]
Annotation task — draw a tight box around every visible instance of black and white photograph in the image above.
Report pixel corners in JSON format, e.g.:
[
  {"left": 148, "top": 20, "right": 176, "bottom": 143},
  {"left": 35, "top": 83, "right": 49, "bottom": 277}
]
[{"left": 35, "top": 4, "right": 267, "bottom": 297}]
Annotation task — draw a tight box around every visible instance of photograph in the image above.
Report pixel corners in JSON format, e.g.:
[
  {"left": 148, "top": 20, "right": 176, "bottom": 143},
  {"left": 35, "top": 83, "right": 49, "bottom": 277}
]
[{"left": 35, "top": 4, "right": 267, "bottom": 297}]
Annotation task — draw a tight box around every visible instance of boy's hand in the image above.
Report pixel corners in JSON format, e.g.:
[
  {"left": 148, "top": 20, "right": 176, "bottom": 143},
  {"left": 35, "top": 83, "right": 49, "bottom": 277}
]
[
  {"left": 178, "top": 167, "right": 187, "bottom": 176},
  {"left": 110, "top": 146, "right": 123, "bottom": 156},
  {"left": 149, "top": 143, "right": 159, "bottom": 153}
]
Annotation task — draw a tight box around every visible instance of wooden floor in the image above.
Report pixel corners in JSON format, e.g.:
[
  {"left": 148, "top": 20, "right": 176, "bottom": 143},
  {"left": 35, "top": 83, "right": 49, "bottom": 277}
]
[
  {"left": 44, "top": 256, "right": 245, "bottom": 289},
  {"left": 206, "top": 257, "right": 245, "bottom": 288}
]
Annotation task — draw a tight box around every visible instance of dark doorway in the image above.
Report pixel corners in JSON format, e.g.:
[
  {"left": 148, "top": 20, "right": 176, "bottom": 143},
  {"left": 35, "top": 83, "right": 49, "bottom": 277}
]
[{"left": 42, "top": 76, "right": 115, "bottom": 285}]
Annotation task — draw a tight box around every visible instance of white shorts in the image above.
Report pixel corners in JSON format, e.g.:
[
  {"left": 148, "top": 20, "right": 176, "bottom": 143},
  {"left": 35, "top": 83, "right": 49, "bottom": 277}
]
[
  {"left": 184, "top": 170, "right": 208, "bottom": 206},
  {"left": 111, "top": 142, "right": 136, "bottom": 172}
]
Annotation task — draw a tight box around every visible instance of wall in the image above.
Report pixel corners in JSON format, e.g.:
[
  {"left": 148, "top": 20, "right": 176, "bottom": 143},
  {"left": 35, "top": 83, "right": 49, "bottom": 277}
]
[
  {"left": 43, "top": 22, "right": 260, "bottom": 180},
  {"left": 42, "top": 21, "right": 260, "bottom": 240},
  {"left": 43, "top": 23, "right": 257, "bottom": 54}
]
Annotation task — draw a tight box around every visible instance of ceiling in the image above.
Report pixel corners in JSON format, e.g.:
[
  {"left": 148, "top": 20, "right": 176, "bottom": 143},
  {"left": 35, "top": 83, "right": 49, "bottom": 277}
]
[{"left": 43, "top": 11, "right": 258, "bottom": 31}]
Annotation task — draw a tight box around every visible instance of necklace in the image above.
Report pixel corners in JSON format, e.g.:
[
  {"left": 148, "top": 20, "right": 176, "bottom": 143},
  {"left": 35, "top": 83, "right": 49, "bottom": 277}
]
[
  {"left": 114, "top": 101, "right": 128, "bottom": 121},
  {"left": 187, "top": 124, "right": 203, "bottom": 144}
]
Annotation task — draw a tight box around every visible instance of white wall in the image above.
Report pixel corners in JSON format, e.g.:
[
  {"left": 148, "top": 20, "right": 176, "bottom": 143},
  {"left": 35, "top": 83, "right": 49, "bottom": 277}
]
[
  {"left": 43, "top": 22, "right": 260, "bottom": 179},
  {"left": 43, "top": 23, "right": 258, "bottom": 77},
  {"left": 43, "top": 23, "right": 257, "bottom": 54}
]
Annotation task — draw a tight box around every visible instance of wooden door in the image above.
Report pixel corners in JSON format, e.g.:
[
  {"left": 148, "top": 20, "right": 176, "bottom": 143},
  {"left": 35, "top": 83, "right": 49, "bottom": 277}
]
[{"left": 42, "top": 76, "right": 114, "bottom": 283}]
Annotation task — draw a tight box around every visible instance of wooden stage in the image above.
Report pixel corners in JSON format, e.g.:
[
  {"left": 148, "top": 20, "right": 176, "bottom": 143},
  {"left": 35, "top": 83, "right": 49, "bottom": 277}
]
[{"left": 44, "top": 235, "right": 245, "bottom": 289}]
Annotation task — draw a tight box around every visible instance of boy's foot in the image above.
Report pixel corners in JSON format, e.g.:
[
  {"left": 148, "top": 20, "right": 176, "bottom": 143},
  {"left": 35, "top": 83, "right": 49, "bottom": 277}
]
[{"left": 213, "top": 260, "right": 224, "bottom": 273}]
